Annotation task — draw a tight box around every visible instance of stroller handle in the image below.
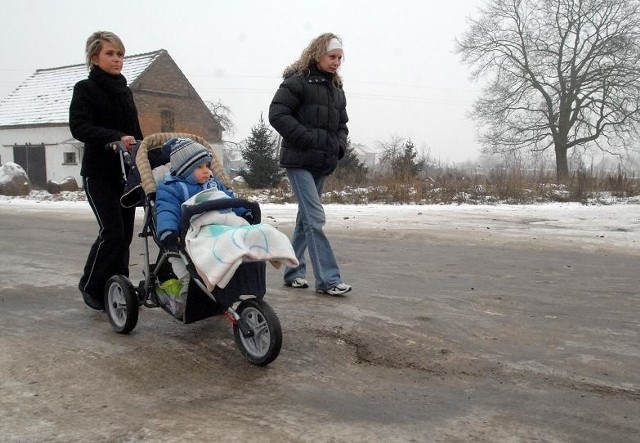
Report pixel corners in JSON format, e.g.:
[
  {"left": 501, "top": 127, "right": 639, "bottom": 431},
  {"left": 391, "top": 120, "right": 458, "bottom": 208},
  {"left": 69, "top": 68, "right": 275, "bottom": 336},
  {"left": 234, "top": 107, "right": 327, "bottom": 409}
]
[
  {"left": 106, "top": 141, "right": 133, "bottom": 165},
  {"left": 179, "top": 198, "right": 262, "bottom": 240}
]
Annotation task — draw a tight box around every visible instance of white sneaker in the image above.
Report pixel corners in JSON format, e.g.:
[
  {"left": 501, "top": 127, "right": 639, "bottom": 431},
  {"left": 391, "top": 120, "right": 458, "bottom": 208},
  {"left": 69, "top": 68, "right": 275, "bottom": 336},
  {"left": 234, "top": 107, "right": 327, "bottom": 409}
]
[
  {"left": 285, "top": 277, "right": 309, "bottom": 288},
  {"left": 317, "top": 283, "right": 352, "bottom": 296}
]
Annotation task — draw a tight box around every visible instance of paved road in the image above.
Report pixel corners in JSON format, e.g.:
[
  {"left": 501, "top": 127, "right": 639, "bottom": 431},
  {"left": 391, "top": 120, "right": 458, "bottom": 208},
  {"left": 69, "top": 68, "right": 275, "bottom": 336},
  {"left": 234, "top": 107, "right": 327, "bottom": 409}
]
[{"left": 1, "top": 204, "right": 638, "bottom": 442}]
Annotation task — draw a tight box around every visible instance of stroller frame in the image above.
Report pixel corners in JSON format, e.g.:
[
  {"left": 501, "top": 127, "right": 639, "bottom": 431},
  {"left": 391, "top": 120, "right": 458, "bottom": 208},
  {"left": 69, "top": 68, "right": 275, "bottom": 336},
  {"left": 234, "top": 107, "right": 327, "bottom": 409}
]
[{"left": 102, "top": 133, "right": 282, "bottom": 366}]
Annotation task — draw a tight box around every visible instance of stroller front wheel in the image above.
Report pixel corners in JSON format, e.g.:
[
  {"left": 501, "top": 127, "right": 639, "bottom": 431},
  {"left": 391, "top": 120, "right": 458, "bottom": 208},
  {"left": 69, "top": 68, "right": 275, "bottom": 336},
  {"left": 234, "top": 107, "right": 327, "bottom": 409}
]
[
  {"left": 105, "top": 275, "right": 139, "bottom": 334},
  {"left": 233, "top": 299, "right": 282, "bottom": 366}
]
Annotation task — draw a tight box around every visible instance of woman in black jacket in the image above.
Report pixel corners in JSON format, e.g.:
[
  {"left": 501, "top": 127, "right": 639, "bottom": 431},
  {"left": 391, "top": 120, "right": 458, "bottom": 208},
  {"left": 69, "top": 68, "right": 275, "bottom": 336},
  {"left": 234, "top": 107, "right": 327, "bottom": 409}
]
[
  {"left": 69, "top": 31, "right": 143, "bottom": 310},
  {"left": 269, "top": 32, "right": 351, "bottom": 296}
]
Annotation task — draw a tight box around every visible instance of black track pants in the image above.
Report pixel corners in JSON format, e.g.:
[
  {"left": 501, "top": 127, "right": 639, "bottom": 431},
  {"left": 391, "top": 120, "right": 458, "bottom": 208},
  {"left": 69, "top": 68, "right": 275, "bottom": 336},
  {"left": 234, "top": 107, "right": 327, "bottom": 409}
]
[{"left": 79, "top": 176, "right": 135, "bottom": 297}]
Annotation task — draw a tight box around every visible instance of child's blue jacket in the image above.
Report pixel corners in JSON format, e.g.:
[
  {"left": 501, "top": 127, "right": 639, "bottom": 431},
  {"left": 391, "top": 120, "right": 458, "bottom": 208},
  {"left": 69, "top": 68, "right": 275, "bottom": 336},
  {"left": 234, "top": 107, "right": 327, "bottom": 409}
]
[{"left": 156, "top": 175, "right": 247, "bottom": 238}]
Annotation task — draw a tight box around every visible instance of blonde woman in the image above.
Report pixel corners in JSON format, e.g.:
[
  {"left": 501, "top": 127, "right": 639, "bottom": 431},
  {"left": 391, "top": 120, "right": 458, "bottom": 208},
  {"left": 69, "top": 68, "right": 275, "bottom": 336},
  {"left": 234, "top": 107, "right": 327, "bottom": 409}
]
[
  {"left": 268, "top": 32, "right": 351, "bottom": 296},
  {"left": 69, "top": 31, "right": 143, "bottom": 310}
]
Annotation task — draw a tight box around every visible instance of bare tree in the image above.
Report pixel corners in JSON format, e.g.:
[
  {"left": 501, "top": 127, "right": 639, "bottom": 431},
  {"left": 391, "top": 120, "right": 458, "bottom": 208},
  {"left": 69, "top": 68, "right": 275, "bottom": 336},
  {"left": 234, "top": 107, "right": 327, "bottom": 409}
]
[
  {"left": 204, "top": 99, "right": 235, "bottom": 136},
  {"left": 456, "top": 0, "right": 640, "bottom": 181}
]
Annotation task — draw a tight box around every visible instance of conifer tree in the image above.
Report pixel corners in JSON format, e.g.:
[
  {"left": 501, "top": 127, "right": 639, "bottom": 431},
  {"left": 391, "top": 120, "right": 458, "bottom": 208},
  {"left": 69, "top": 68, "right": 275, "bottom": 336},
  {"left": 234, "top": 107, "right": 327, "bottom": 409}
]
[
  {"left": 333, "top": 140, "right": 368, "bottom": 185},
  {"left": 240, "top": 115, "right": 283, "bottom": 188},
  {"left": 379, "top": 137, "right": 425, "bottom": 180}
]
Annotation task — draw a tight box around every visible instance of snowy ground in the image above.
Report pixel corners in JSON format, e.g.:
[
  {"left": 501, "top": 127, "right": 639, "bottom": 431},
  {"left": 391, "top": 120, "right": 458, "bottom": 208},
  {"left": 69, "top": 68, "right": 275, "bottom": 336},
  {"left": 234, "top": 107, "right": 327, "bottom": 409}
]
[{"left": 1, "top": 190, "right": 639, "bottom": 256}]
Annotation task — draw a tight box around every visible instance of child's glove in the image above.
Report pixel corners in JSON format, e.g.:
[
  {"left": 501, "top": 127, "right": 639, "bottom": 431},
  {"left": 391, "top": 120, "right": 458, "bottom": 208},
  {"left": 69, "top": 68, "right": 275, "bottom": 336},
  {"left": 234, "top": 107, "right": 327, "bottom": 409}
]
[
  {"left": 233, "top": 206, "right": 252, "bottom": 223},
  {"left": 241, "top": 209, "right": 254, "bottom": 224},
  {"left": 160, "top": 231, "right": 179, "bottom": 251},
  {"left": 145, "top": 192, "right": 156, "bottom": 205}
]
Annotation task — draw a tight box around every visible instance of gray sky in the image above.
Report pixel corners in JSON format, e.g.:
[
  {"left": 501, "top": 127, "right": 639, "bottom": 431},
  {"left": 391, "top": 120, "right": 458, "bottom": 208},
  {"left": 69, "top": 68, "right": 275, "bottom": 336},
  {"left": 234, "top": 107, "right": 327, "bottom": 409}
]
[{"left": 0, "top": 0, "right": 485, "bottom": 162}]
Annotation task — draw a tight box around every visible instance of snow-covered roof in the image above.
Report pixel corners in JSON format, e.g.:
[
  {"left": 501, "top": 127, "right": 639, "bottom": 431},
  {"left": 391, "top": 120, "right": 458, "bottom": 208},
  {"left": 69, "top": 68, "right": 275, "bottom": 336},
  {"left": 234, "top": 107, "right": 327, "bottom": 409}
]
[
  {"left": 0, "top": 50, "right": 164, "bottom": 127},
  {"left": 351, "top": 143, "right": 379, "bottom": 154}
]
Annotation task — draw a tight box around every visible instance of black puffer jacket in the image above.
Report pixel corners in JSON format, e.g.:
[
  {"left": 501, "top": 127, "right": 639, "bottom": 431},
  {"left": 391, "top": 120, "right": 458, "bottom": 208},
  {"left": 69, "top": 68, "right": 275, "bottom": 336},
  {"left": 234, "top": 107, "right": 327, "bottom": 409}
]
[
  {"left": 269, "top": 65, "right": 348, "bottom": 176},
  {"left": 69, "top": 66, "right": 143, "bottom": 180}
]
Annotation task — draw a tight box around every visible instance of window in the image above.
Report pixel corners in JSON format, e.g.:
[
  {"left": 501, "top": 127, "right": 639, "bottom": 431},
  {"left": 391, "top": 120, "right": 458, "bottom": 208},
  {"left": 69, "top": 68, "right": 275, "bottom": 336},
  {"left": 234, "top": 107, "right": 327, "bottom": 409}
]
[
  {"left": 161, "top": 109, "right": 175, "bottom": 132},
  {"left": 63, "top": 152, "right": 77, "bottom": 165}
]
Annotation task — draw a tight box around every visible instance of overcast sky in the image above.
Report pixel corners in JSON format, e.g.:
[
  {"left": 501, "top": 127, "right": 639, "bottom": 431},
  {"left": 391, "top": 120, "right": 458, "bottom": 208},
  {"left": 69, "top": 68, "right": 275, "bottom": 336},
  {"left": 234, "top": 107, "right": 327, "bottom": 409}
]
[{"left": 0, "top": 0, "right": 486, "bottom": 162}]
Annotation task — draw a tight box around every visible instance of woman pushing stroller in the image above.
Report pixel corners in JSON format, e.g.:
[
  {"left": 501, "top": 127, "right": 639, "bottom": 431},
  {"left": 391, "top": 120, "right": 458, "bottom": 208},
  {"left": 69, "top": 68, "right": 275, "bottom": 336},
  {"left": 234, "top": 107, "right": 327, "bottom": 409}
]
[{"left": 70, "top": 31, "right": 143, "bottom": 311}]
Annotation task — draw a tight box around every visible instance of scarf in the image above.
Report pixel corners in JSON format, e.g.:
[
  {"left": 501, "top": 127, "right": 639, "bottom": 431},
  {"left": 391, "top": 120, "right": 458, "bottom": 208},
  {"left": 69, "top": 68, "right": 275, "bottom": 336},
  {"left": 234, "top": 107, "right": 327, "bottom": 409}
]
[
  {"left": 88, "top": 65, "right": 129, "bottom": 96},
  {"left": 88, "top": 65, "right": 139, "bottom": 134}
]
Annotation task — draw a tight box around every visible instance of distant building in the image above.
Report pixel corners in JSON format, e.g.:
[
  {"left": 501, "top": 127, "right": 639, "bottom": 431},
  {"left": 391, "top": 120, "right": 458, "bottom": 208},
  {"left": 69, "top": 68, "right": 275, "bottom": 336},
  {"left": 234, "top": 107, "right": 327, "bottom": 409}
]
[
  {"left": 0, "top": 50, "right": 223, "bottom": 189},
  {"left": 351, "top": 142, "right": 378, "bottom": 168},
  {"left": 222, "top": 141, "right": 247, "bottom": 175}
]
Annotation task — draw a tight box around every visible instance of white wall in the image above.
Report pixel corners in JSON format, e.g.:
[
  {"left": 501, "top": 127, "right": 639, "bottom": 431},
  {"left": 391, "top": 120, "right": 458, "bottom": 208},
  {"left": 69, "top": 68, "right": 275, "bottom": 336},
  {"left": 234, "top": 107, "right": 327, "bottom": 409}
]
[
  {"left": 0, "top": 126, "right": 82, "bottom": 185},
  {"left": 209, "top": 142, "right": 225, "bottom": 167}
]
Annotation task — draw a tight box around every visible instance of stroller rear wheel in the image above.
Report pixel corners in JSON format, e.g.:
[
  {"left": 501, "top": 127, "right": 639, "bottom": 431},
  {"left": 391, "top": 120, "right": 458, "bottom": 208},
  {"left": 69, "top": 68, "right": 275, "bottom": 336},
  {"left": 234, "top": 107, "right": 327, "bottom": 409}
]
[
  {"left": 233, "top": 299, "right": 282, "bottom": 366},
  {"left": 105, "top": 275, "right": 139, "bottom": 334}
]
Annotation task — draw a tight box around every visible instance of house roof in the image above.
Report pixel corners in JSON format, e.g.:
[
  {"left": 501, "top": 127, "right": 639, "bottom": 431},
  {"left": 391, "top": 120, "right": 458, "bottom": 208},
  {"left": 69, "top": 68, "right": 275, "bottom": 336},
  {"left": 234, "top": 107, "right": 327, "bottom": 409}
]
[
  {"left": 0, "top": 50, "right": 165, "bottom": 127},
  {"left": 351, "top": 143, "right": 380, "bottom": 155}
]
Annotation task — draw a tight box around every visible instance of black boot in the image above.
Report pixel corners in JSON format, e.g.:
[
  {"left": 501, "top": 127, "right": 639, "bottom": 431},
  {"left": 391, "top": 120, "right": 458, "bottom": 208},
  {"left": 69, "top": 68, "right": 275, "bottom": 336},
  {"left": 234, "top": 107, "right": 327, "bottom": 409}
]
[{"left": 79, "top": 285, "right": 104, "bottom": 311}]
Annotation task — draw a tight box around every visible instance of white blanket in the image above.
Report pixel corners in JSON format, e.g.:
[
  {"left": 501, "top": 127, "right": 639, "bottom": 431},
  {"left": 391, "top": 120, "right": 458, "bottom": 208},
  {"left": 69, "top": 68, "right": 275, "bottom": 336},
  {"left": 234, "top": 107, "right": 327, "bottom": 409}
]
[{"left": 183, "top": 189, "right": 299, "bottom": 290}]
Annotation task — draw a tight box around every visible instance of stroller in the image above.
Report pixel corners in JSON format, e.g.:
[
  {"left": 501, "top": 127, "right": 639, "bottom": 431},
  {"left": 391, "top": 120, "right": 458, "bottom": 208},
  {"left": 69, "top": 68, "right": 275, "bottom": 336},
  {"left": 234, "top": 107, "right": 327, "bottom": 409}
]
[{"left": 102, "top": 132, "right": 282, "bottom": 366}]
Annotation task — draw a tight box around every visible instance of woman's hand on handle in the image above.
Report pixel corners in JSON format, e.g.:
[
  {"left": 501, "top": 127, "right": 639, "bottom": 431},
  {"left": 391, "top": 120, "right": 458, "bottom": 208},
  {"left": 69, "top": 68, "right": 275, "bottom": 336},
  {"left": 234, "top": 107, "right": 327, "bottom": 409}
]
[{"left": 120, "top": 135, "right": 137, "bottom": 152}]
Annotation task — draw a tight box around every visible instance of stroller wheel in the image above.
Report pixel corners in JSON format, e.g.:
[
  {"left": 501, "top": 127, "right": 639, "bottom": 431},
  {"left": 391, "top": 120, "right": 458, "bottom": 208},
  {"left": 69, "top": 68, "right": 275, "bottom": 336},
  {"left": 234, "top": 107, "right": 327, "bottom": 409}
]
[
  {"left": 233, "top": 299, "right": 282, "bottom": 366},
  {"left": 105, "top": 275, "right": 139, "bottom": 334}
]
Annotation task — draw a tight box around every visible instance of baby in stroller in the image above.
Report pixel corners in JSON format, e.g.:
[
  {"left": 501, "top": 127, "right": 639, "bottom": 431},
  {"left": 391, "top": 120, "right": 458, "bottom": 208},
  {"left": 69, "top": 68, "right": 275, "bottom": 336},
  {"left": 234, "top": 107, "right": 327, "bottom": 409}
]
[{"left": 155, "top": 137, "right": 250, "bottom": 316}]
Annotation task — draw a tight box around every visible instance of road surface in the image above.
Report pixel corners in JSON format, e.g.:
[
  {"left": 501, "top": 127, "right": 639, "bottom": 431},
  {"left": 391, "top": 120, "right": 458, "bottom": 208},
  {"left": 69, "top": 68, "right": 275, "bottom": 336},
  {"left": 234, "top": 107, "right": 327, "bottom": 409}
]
[{"left": 1, "top": 202, "right": 638, "bottom": 442}]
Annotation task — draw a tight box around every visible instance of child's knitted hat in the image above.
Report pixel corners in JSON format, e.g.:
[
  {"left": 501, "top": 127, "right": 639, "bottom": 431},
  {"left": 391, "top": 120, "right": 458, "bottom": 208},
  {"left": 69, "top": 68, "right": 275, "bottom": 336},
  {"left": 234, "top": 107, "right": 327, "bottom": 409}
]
[{"left": 167, "top": 137, "right": 212, "bottom": 178}]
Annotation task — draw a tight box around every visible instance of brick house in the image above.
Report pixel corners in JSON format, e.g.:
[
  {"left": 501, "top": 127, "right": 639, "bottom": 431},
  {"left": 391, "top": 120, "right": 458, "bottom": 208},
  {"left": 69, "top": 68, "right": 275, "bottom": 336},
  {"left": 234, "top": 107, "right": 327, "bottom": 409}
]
[{"left": 0, "top": 50, "right": 223, "bottom": 189}]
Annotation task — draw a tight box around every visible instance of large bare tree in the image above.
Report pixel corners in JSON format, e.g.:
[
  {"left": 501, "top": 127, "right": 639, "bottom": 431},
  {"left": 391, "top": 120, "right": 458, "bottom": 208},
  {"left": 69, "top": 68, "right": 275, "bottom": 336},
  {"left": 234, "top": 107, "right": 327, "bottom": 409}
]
[
  {"left": 205, "top": 99, "right": 235, "bottom": 136},
  {"left": 456, "top": 0, "right": 640, "bottom": 180}
]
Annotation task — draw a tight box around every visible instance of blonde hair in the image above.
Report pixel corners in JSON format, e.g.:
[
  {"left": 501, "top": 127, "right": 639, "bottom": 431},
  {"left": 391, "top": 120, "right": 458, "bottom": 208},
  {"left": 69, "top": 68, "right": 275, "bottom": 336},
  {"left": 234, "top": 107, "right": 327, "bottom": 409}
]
[
  {"left": 85, "top": 31, "right": 125, "bottom": 69},
  {"left": 283, "top": 33, "right": 343, "bottom": 86}
]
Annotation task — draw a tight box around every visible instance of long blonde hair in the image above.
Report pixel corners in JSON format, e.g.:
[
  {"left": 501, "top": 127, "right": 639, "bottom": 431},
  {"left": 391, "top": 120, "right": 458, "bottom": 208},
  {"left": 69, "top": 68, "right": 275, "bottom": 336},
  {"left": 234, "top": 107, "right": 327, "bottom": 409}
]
[{"left": 283, "top": 33, "right": 343, "bottom": 86}]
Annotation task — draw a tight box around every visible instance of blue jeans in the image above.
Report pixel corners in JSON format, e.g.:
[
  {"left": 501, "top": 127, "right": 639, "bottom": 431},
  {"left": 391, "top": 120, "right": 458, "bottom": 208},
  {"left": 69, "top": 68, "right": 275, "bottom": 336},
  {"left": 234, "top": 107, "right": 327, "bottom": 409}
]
[{"left": 284, "top": 168, "right": 342, "bottom": 290}]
